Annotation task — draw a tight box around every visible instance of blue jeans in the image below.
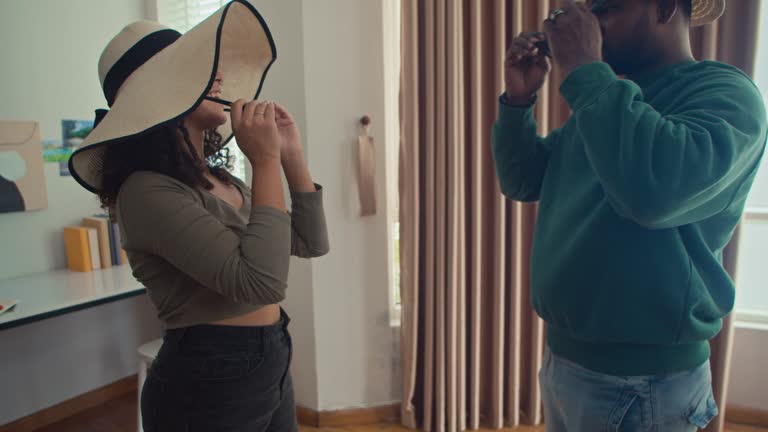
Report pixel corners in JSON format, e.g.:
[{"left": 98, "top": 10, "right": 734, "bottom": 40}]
[{"left": 539, "top": 348, "right": 718, "bottom": 432}]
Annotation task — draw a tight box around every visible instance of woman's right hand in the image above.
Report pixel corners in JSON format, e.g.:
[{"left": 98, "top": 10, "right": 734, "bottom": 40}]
[{"left": 230, "top": 100, "right": 281, "bottom": 165}]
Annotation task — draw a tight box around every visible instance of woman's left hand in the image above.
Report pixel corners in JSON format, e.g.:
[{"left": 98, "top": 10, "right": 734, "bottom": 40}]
[
  {"left": 273, "top": 103, "right": 304, "bottom": 162},
  {"left": 272, "top": 102, "right": 315, "bottom": 192}
]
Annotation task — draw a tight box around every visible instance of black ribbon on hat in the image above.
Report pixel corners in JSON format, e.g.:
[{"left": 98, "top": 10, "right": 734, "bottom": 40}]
[
  {"left": 94, "top": 109, "right": 109, "bottom": 127},
  {"left": 92, "top": 29, "right": 182, "bottom": 130},
  {"left": 103, "top": 29, "right": 181, "bottom": 106}
]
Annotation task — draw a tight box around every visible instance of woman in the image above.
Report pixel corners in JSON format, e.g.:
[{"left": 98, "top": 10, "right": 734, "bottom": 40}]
[{"left": 68, "top": 2, "right": 328, "bottom": 431}]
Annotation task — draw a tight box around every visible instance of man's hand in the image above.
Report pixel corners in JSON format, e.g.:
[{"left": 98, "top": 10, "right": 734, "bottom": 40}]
[
  {"left": 504, "top": 32, "right": 551, "bottom": 105},
  {"left": 544, "top": 0, "right": 603, "bottom": 77}
]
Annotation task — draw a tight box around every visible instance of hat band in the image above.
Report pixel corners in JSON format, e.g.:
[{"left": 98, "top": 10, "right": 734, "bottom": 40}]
[{"left": 102, "top": 29, "right": 181, "bottom": 106}]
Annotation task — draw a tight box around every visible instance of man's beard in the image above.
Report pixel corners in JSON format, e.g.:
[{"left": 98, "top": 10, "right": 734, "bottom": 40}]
[{"left": 603, "top": 44, "right": 654, "bottom": 76}]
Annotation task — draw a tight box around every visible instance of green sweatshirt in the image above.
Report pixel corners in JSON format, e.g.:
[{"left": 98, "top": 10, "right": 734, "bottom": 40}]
[{"left": 492, "top": 61, "right": 767, "bottom": 375}]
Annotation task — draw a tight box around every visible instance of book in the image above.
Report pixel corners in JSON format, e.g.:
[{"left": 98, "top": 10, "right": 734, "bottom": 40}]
[
  {"left": 63, "top": 226, "right": 92, "bottom": 272},
  {"left": 91, "top": 214, "right": 118, "bottom": 266},
  {"left": 82, "top": 217, "right": 111, "bottom": 269},
  {"left": 110, "top": 223, "right": 118, "bottom": 265},
  {"left": 86, "top": 228, "right": 100, "bottom": 270},
  {"left": 111, "top": 222, "right": 123, "bottom": 265},
  {"left": 90, "top": 214, "right": 126, "bottom": 266}
]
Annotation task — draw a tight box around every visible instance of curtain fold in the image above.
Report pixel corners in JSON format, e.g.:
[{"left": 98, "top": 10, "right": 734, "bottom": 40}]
[{"left": 400, "top": 1, "right": 565, "bottom": 430}]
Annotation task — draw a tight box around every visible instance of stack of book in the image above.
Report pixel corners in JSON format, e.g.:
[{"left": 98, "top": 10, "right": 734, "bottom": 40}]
[{"left": 63, "top": 215, "right": 128, "bottom": 272}]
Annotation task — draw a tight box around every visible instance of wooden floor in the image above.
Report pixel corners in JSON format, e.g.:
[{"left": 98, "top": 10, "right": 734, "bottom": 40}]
[
  {"left": 35, "top": 393, "right": 137, "bottom": 432},
  {"left": 31, "top": 392, "right": 768, "bottom": 432}
]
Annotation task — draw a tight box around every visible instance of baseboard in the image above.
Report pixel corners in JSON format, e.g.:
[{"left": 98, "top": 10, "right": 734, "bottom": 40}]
[
  {"left": 0, "top": 375, "right": 137, "bottom": 432},
  {"left": 726, "top": 405, "right": 768, "bottom": 427},
  {"left": 296, "top": 406, "right": 320, "bottom": 426},
  {"left": 296, "top": 403, "right": 401, "bottom": 427}
]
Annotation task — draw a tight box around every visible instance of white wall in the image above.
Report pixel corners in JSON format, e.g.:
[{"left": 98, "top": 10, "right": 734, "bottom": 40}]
[
  {"left": 247, "top": 0, "right": 320, "bottom": 409},
  {"left": 0, "top": 0, "right": 163, "bottom": 425},
  {"left": 0, "top": 0, "right": 144, "bottom": 279},
  {"left": 302, "top": 0, "right": 401, "bottom": 410}
]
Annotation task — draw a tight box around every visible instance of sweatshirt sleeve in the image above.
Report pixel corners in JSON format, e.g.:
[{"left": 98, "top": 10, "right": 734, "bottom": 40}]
[
  {"left": 561, "top": 62, "right": 767, "bottom": 229},
  {"left": 117, "top": 172, "right": 290, "bottom": 304},
  {"left": 491, "top": 95, "right": 561, "bottom": 202},
  {"left": 288, "top": 184, "right": 330, "bottom": 258}
]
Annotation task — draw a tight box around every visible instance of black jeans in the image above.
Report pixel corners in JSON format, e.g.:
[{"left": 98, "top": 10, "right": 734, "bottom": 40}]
[{"left": 141, "top": 309, "right": 296, "bottom": 432}]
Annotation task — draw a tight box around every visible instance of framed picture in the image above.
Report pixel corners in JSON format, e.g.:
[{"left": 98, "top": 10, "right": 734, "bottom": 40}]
[
  {"left": 0, "top": 121, "right": 48, "bottom": 213},
  {"left": 60, "top": 120, "right": 94, "bottom": 176}
]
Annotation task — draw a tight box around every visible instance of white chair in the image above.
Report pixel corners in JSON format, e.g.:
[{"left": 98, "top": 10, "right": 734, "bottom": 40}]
[{"left": 137, "top": 338, "right": 163, "bottom": 432}]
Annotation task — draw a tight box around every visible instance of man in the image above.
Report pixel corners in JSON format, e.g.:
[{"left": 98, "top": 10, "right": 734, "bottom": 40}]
[{"left": 491, "top": 0, "right": 767, "bottom": 430}]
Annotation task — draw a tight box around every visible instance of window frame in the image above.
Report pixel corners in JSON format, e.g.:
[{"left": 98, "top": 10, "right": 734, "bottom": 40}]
[
  {"left": 735, "top": 210, "right": 768, "bottom": 324},
  {"left": 383, "top": 0, "right": 401, "bottom": 327},
  {"left": 734, "top": 2, "right": 768, "bottom": 324}
]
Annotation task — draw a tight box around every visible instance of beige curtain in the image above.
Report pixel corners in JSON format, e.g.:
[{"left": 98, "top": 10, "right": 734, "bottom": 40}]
[
  {"left": 399, "top": 1, "right": 567, "bottom": 431},
  {"left": 690, "top": 2, "right": 763, "bottom": 431},
  {"left": 399, "top": 1, "right": 763, "bottom": 432}
]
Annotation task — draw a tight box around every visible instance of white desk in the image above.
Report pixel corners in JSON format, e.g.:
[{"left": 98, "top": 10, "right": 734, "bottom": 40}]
[{"left": 0, "top": 265, "right": 145, "bottom": 330}]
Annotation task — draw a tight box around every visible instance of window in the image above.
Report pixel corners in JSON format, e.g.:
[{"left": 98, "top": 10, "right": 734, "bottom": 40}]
[
  {"left": 383, "top": 0, "right": 402, "bottom": 325},
  {"left": 154, "top": 0, "right": 248, "bottom": 181},
  {"left": 157, "top": 0, "right": 225, "bottom": 31},
  {"left": 734, "top": 3, "right": 768, "bottom": 325}
]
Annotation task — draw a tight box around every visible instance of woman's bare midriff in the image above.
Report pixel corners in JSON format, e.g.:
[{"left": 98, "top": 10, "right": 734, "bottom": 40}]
[{"left": 210, "top": 303, "right": 281, "bottom": 326}]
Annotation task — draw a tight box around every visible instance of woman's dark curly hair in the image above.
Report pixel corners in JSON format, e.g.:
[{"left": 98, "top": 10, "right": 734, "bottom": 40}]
[{"left": 97, "top": 120, "right": 235, "bottom": 216}]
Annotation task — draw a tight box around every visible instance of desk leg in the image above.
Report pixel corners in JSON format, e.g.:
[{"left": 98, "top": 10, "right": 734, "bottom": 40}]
[{"left": 138, "top": 359, "right": 147, "bottom": 432}]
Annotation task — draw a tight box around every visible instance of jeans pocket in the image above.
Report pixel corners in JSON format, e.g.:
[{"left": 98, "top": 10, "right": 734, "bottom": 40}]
[
  {"left": 687, "top": 392, "right": 718, "bottom": 429},
  {"left": 195, "top": 352, "right": 266, "bottom": 381}
]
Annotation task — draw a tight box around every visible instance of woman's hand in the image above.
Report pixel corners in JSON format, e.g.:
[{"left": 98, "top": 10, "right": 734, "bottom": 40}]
[
  {"left": 273, "top": 103, "right": 304, "bottom": 163},
  {"left": 230, "top": 100, "right": 280, "bottom": 166},
  {"left": 273, "top": 103, "right": 315, "bottom": 192}
]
